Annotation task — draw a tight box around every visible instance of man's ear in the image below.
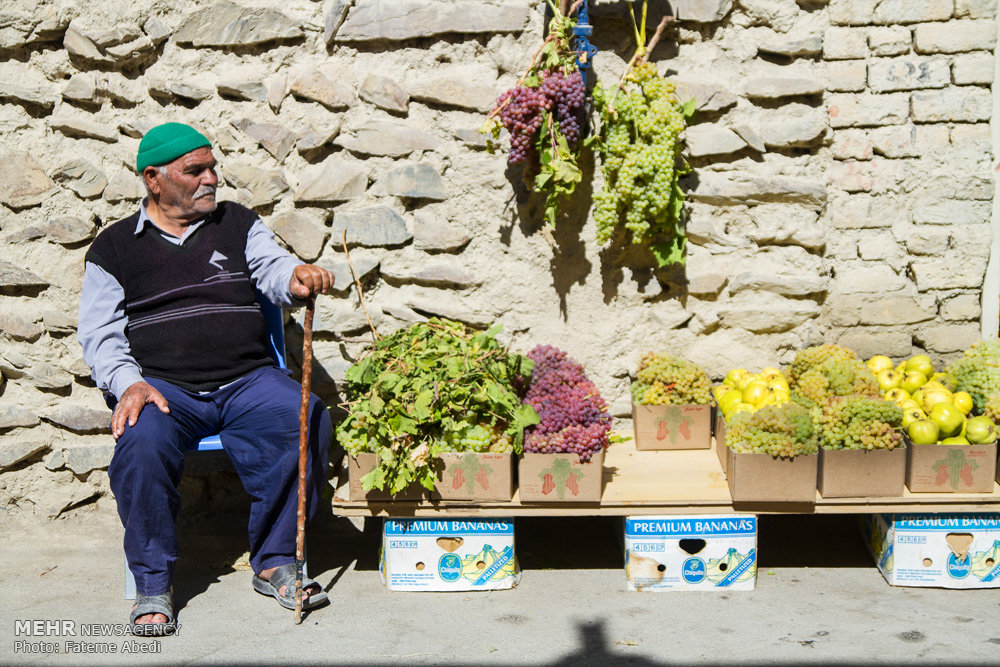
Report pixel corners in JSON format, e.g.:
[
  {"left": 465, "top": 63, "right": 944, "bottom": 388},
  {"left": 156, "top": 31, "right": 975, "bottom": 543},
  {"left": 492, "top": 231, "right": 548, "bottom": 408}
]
[{"left": 143, "top": 167, "right": 162, "bottom": 195}]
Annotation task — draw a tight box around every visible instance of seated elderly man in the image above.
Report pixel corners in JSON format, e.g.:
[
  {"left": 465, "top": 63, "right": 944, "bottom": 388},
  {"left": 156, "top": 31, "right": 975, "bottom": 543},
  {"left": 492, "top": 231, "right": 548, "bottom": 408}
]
[{"left": 78, "top": 122, "right": 335, "bottom": 634}]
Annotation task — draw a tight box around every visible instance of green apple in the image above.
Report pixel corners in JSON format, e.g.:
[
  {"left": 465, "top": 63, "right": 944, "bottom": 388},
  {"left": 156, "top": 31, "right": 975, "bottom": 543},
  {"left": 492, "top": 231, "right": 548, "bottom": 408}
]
[
  {"left": 952, "top": 391, "right": 974, "bottom": 415},
  {"left": 941, "top": 436, "right": 970, "bottom": 445},
  {"left": 929, "top": 403, "right": 965, "bottom": 438},
  {"left": 900, "top": 371, "right": 928, "bottom": 395},
  {"left": 866, "top": 355, "right": 894, "bottom": 373},
  {"left": 713, "top": 385, "right": 732, "bottom": 402},
  {"left": 902, "top": 407, "right": 926, "bottom": 429},
  {"left": 908, "top": 419, "right": 940, "bottom": 445},
  {"left": 899, "top": 399, "right": 922, "bottom": 412},
  {"left": 876, "top": 369, "right": 902, "bottom": 392},
  {"left": 905, "top": 354, "right": 935, "bottom": 380},
  {"left": 964, "top": 416, "right": 998, "bottom": 444}
]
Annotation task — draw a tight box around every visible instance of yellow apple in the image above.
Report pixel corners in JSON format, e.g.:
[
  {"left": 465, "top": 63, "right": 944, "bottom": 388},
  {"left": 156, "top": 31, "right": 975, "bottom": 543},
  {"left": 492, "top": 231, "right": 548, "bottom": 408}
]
[
  {"left": 866, "top": 355, "right": 894, "bottom": 373},
  {"left": 952, "top": 392, "right": 974, "bottom": 415},
  {"left": 884, "top": 388, "right": 910, "bottom": 404},
  {"left": 742, "top": 380, "right": 769, "bottom": 406}
]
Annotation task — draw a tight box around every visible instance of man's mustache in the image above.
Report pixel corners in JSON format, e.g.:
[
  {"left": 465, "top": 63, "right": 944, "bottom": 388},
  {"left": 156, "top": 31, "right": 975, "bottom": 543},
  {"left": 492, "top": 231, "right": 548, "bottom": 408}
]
[{"left": 194, "top": 185, "right": 216, "bottom": 199}]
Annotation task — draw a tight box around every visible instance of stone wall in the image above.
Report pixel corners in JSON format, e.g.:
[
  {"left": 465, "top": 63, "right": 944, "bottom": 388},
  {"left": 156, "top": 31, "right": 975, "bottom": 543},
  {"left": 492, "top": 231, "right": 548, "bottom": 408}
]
[{"left": 0, "top": 0, "right": 996, "bottom": 516}]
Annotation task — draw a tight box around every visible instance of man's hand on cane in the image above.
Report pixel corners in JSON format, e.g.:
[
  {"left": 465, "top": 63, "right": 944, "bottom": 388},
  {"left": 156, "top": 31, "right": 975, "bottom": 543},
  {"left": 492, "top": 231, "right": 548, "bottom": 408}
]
[{"left": 290, "top": 265, "right": 334, "bottom": 299}]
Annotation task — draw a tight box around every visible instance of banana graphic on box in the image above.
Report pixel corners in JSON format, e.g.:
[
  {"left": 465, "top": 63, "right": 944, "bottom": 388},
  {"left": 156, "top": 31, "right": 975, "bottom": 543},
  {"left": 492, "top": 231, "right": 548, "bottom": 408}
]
[
  {"left": 460, "top": 544, "right": 517, "bottom": 583},
  {"left": 706, "top": 548, "right": 755, "bottom": 585},
  {"left": 970, "top": 540, "right": 1000, "bottom": 582}
]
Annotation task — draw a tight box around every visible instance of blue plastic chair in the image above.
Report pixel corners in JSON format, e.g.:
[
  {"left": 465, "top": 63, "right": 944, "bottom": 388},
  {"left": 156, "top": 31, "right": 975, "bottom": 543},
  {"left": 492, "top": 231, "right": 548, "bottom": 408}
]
[{"left": 124, "top": 293, "right": 286, "bottom": 599}]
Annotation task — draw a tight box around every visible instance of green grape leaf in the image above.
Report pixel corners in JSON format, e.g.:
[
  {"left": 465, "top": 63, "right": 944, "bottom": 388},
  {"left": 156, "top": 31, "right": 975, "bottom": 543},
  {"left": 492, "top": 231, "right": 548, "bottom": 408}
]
[
  {"left": 682, "top": 97, "right": 697, "bottom": 119},
  {"left": 651, "top": 237, "right": 686, "bottom": 267}
]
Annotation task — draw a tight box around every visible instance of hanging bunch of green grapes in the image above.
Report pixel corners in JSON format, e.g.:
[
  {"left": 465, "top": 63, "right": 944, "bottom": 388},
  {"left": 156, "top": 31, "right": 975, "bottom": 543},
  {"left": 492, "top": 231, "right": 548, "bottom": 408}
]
[{"left": 591, "top": 4, "right": 695, "bottom": 266}]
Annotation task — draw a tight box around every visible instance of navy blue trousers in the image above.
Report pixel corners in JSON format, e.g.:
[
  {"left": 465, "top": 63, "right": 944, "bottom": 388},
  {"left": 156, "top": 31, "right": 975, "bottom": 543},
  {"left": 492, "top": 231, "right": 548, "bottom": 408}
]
[{"left": 107, "top": 366, "right": 331, "bottom": 596}]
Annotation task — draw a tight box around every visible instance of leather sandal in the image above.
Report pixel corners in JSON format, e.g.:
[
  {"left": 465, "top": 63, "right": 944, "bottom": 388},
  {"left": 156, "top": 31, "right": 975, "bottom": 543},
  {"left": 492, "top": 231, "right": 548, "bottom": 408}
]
[
  {"left": 128, "top": 590, "right": 177, "bottom": 636},
  {"left": 252, "top": 563, "right": 328, "bottom": 611}
]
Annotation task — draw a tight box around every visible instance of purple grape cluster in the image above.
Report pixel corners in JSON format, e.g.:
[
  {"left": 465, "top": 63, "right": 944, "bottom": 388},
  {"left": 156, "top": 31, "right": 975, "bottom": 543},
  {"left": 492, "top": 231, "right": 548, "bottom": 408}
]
[
  {"left": 542, "top": 70, "right": 586, "bottom": 148},
  {"left": 494, "top": 69, "right": 586, "bottom": 167},
  {"left": 496, "top": 85, "right": 548, "bottom": 165},
  {"left": 523, "top": 345, "right": 612, "bottom": 462}
]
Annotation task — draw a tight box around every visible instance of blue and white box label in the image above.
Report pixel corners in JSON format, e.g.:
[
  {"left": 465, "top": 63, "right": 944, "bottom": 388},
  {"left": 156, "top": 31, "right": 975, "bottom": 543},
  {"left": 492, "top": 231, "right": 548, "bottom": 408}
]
[
  {"left": 624, "top": 515, "right": 757, "bottom": 591},
  {"left": 380, "top": 518, "right": 519, "bottom": 592}
]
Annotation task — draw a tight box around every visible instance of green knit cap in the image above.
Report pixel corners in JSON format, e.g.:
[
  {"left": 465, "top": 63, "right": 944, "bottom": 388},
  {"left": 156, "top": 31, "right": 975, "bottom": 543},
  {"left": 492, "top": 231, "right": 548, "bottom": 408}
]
[{"left": 136, "top": 122, "right": 212, "bottom": 172}]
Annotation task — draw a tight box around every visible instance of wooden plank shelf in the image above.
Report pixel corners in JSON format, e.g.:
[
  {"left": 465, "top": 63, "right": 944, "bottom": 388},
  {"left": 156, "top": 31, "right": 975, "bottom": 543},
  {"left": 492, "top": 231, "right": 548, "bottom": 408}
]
[{"left": 330, "top": 441, "right": 1000, "bottom": 517}]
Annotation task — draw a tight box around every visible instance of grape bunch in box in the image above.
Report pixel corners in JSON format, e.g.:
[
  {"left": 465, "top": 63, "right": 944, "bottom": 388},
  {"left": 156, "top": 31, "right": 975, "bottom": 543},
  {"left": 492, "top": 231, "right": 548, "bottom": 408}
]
[
  {"left": 630, "top": 353, "right": 713, "bottom": 450},
  {"left": 519, "top": 345, "right": 611, "bottom": 502},
  {"left": 723, "top": 402, "right": 821, "bottom": 503},
  {"left": 522, "top": 345, "right": 612, "bottom": 463}
]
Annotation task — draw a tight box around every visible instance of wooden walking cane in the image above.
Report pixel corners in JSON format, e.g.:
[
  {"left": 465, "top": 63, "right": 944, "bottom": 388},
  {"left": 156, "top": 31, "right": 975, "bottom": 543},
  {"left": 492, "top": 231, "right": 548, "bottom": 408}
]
[{"left": 294, "top": 295, "right": 315, "bottom": 625}]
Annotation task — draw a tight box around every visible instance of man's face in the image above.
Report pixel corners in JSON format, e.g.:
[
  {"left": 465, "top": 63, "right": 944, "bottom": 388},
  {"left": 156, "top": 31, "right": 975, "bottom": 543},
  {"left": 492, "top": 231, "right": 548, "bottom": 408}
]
[{"left": 145, "top": 147, "right": 219, "bottom": 220}]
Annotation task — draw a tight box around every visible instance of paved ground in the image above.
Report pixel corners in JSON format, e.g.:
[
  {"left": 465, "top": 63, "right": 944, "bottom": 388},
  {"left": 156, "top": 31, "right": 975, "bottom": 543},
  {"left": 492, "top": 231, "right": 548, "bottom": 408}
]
[{"left": 3, "top": 502, "right": 1000, "bottom": 666}]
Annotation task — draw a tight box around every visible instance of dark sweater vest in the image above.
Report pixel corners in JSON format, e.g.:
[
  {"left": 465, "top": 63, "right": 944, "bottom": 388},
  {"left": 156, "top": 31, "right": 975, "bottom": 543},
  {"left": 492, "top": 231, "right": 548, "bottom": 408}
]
[{"left": 85, "top": 202, "right": 273, "bottom": 392}]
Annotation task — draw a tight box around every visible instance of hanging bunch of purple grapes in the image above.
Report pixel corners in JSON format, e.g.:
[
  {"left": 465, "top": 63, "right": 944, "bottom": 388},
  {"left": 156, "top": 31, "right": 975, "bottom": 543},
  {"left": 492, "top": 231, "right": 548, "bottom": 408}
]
[
  {"left": 523, "top": 344, "right": 612, "bottom": 463},
  {"left": 481, "top": 1, "right": 589, "bottom": 227}
]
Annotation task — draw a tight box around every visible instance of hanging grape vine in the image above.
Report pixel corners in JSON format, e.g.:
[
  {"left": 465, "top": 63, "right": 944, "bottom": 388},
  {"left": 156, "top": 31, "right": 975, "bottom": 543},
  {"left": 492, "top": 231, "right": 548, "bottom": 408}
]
[
  {"left": 592, "top": 4, "right": 695, "bottom": 267},
  {"left": 481, "top": 0, "right": 589, "bottom": 227}
]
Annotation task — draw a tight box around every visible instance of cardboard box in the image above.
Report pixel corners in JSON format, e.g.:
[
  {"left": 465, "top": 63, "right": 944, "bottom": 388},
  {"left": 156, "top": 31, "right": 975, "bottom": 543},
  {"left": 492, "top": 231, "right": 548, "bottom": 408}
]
[
  {"left": 347, "top": 453, "right": 425, "bottom": 501},
  {"left": 624, "top": 515, "right": 757, "bottom": 591},
  {"left": 862, "top": 513, "right": 1000, "bottom": 588},
  {"left": 430, "top": 452, "right": 514, "bottom": 501},
  {"left": 517, "top": 451, "right": 604, "bottom": 502},
  {"left": 715, "top": 412, "right": 728, "bottom": 472},
  {"left": 632, "top": 402, "right": 713, "bottom": 450},
  {"left": 726, "top": 448, "right": 818, "bottom": 503},
  {"left": 380, "top": 518, "right": 520, "bottom": 592},
  {"left": 818, "top": 446, "right": 906, "bottom": 498},
  {"left": 904, "top": 439, "right": 997, "bottom": 493}
]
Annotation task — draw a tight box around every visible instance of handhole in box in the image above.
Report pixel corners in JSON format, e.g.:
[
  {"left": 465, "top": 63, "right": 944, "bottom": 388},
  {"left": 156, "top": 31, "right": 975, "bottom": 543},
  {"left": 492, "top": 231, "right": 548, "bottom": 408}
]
[
  {"left": 679, "top": 538, "right": 706, "bottom": 555},
  {"left": 987, "top": 558, "right": 996, "bottom": 567},
  {"left": 945, "top": 533, "right": 974, "bottom": 561},
  {"left": 436, "top": 537, "right": 464, "bottom": 552},
  {"left": 922, "top": 558, "right": 933, "bottom": 567},
  {"left": 476, "top": 561, "right": 486, "bottom": 570},
  {"left": 415, "top": 562, "right": 425, "bottom": 571},
  {"left": 656, "top": 563, "right": 666, "bottom": 572}
]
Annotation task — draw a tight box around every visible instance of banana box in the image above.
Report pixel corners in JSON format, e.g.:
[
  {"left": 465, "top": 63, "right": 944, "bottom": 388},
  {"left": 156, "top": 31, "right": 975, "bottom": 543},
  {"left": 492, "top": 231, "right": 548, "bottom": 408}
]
[
  {"left": 380, "top": 518, "right": 519, "bottom": 592},
  {"left": 624, "top": 514, "right": 757, "bottom": 591},
  {"left": 862, "top": 513, "right": 1000, "bottom": 588}
]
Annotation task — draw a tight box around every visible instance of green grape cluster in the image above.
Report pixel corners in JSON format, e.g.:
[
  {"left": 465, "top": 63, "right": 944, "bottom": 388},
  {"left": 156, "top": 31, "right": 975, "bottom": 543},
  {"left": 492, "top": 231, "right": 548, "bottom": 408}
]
[
  {"left": 338, "top": 418, "right": 371, "bottom": 457},
  {"left": 819, "top": 396, "right": 903, "bottom": 451},
  {"left": 786, "top": 344, "right": 860, "bottom": 385},
  {"left": 726, "top": 403, "right": 819, "bottom": 458},
  {"left": 436, "top": 423, "right": 513, "bottom": 454},
  {"left": 791, "top": 358, "right": 879, "bottom": 410},
  {"left": 948, "top": 341, "right": 1000, "bottom": 412},
  {"left": 631, "top": 352, "right": 712, "bottom": 405},
  {"left": 593, "top": 62, "right": 691, "bottom": 256},
  {"left": 984, "top": 394, "right": 1000, "bottom": 426}
]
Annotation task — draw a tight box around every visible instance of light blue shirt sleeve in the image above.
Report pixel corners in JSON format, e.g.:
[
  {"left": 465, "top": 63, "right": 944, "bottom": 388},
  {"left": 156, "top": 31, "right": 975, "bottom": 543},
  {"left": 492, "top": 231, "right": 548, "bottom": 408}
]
[
  {"left": 245, "top": 218, "right": 305, "bottom": 309},
  {"left": 77, "top": 262, "right": 145, "bottom": 400}
]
